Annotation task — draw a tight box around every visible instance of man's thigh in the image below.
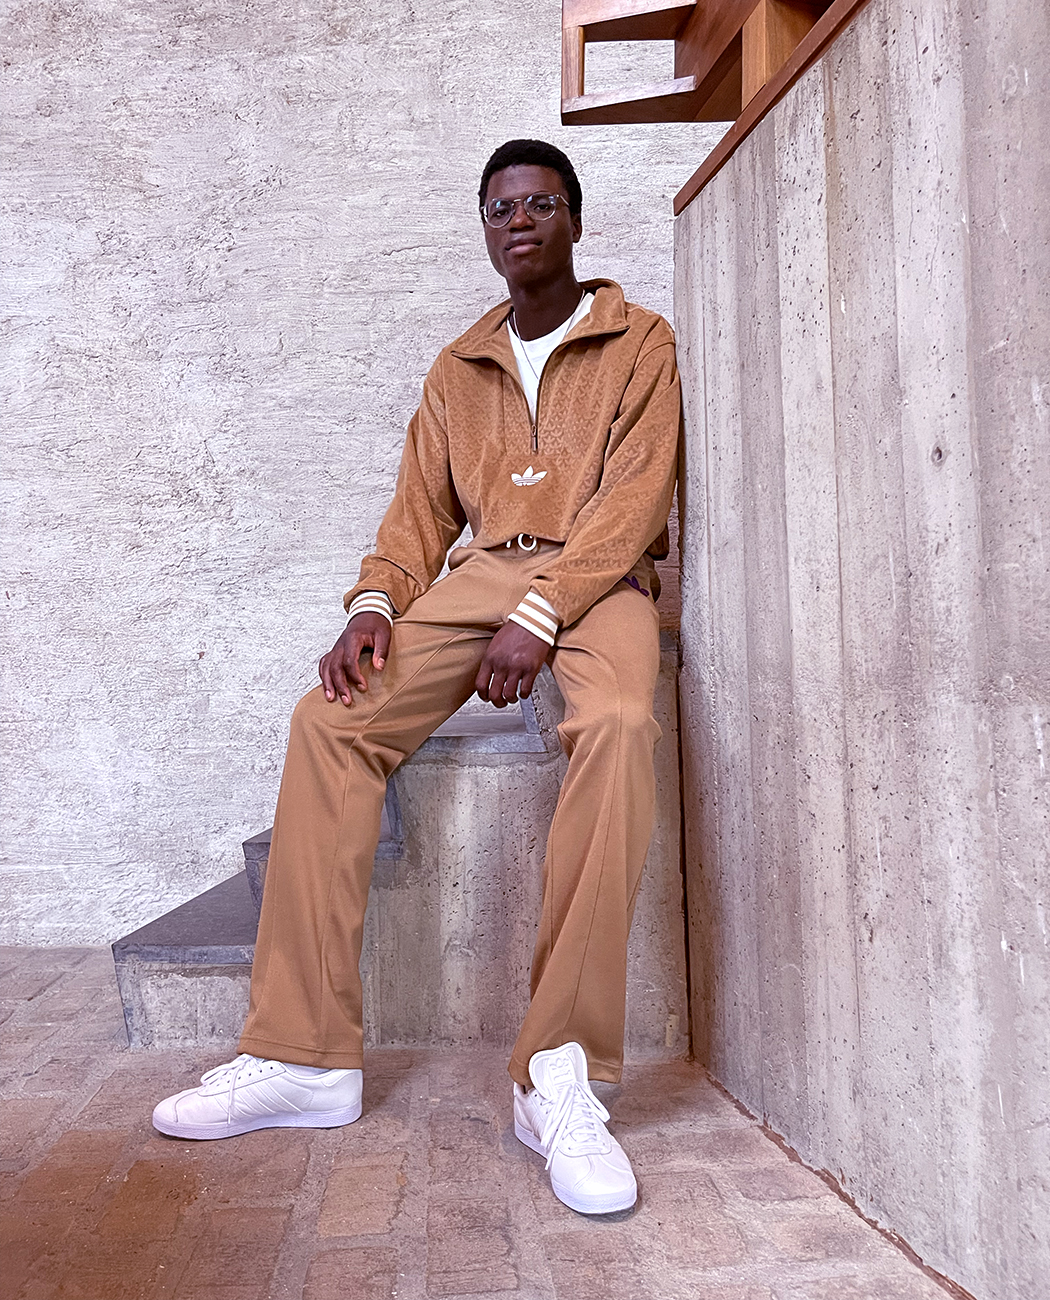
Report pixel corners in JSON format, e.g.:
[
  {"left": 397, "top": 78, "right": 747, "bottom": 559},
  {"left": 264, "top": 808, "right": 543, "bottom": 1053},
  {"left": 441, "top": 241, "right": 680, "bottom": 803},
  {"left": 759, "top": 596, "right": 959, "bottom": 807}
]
[
  {"left": 303, "top": 547, "right": 526, "bottom": 759},
  {"left": 395, "top": 544, "right": 537, "bottom": 632}
]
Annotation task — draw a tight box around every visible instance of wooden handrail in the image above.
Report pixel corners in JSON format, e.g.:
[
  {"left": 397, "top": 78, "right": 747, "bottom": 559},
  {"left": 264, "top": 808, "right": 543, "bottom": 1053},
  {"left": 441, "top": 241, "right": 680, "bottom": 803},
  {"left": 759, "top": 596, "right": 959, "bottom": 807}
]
[
  {"left": 673, "top": 0, "right": 871, "bottom": 210},
  {"left": 561, "top": 0, "right": 872, "bottom": 209}
]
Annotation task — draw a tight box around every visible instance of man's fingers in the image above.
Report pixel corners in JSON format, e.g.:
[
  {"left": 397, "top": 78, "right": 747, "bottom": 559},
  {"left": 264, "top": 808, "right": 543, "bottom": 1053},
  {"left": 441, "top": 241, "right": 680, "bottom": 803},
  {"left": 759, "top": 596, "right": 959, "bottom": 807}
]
[
  {"left": 344, "top": 637, "right": 369, "bottom": 693},
  {"left": 477, "top": 621, "right": 551, "bottom": 708},
  {"left": 329, "top": 655, "right": 355, "bottom": 706},
  {"left": 319, "top": 654, "right": 337, "bottom": 703},
  {"left": 487, "top": 669, "right": 510, "bottom": 708},
  {"left": 321, "top": 612, "right": 396, "bottom": 707},
  {"left": 500, "top": 667, "right": 523, "bottom": 705},
  {"left": 372, "top": 624, "right": 391, "bottom": 671}
]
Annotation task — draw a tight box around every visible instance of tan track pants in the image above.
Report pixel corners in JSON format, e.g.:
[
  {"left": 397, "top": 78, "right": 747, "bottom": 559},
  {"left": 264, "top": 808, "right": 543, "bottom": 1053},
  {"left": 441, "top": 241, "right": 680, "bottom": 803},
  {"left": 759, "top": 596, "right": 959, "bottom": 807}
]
[{"left": 239, "top": 542, "right": 662, "bottom": 1085}]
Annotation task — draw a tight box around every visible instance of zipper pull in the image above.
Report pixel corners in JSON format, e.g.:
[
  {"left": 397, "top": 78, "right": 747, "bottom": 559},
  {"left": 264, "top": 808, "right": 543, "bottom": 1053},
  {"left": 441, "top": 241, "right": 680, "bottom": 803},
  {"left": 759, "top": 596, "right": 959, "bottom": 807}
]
[{"left": 531, "top": 421, "right": 538, "bottom": 453}]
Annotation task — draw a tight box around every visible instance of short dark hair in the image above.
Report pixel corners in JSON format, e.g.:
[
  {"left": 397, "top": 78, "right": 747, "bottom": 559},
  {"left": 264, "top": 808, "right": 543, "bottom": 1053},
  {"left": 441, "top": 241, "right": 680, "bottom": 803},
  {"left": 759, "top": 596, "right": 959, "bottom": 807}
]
[{"left": 478, "top": 139, "right": 582, "bottom": 217}]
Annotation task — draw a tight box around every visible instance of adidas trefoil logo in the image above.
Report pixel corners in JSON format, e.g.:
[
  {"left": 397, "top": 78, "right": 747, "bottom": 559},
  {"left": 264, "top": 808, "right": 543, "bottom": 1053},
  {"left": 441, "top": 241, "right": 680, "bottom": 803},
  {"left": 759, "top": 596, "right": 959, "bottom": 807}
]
[{"left": 512, "top": 465, "right": 547, "bottom": 487}]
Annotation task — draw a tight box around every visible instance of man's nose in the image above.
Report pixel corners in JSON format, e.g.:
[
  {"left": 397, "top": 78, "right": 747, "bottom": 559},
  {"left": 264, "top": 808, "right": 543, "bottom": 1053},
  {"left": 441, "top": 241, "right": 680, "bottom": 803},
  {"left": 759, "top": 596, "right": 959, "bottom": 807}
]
[{"left": 508, "top": 200, "right": 535, "bottom": 228}]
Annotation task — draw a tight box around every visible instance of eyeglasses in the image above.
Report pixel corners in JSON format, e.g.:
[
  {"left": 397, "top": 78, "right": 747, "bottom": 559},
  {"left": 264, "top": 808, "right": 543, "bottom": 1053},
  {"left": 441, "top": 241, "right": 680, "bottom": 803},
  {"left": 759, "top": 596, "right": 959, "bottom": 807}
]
[{"left": 481, "top": 192, "right": 569, "bottom": 229}]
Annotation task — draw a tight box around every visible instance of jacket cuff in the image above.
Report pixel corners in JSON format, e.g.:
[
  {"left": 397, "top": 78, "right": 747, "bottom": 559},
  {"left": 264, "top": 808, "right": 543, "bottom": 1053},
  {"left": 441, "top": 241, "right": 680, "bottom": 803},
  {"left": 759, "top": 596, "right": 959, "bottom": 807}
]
[
  {"left": 506, "top": 590, "right": 559, "bottom": 647},
  {"left": 346, "top": 591, "right": 395, "bottom": 626}
]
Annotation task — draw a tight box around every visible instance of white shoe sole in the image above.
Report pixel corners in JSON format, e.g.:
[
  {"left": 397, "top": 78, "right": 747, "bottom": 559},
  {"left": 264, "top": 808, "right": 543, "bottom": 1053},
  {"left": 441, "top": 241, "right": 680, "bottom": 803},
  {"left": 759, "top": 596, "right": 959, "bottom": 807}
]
[
  {"left": 514, "top": 1119, "right": 638, "bottom": 1215},
  {"left": 153, "top": 1096, "right": 362, "bottom": 1140}
]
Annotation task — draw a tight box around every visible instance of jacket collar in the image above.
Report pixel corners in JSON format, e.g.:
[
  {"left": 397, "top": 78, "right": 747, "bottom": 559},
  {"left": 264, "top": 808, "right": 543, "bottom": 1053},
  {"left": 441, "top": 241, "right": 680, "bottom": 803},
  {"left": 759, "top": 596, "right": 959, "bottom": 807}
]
[{"left": 449, "top": 279, "right": 629, "bottom": 368}]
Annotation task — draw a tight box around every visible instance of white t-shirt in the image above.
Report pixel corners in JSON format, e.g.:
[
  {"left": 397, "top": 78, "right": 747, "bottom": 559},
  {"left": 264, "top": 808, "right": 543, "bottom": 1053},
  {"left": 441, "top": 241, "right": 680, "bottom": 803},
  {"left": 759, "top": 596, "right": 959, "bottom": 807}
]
[{"left": 508, "top": 292, "right": 594, "bottom": 421}]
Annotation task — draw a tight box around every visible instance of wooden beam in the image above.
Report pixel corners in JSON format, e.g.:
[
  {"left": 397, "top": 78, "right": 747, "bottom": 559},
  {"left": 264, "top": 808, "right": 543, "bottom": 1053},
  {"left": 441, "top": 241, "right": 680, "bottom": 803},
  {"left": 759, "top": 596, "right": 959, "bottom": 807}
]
[
  {"left": 562, "top": 0, "right": 752, "bottom": 125},
  {"left": 583, "top": 0, "right": 695, "bottom": 42},
  {"left": 673, "top": 0, "right": 756, "bottom": 83},
  {"left": 674, "top": 0, "right": 873, "bottom": 213},
  {"left": 562, "top": 19, "right": 586, "bottom": 100},
  {"left": 742, "top": 0, "right": 826, "bottom": 106},
  {"left": 562, "top": 0, "right": 697, "bottom": 122},
  {"left": 563, "top": 75, "right": 701, "bottom": 126},
  {"left": 692, "top": 33, "right": 743, "bottom": 121},
  {"left": 561, "top": 35, "right": 741, "bottom": 126},
  {"left": 565, "top": 0, "right": 692, "bottom": 23}
]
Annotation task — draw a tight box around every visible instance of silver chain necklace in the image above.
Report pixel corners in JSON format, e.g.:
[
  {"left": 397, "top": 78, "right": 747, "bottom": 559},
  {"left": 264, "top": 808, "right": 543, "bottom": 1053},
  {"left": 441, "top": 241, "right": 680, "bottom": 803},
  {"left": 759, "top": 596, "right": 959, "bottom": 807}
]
[
  {"left": 510, "top": 314, "right": 544, "bottom": 387},
  {"left": 509, "top": 293, "right": 585, "bottom": 382}
]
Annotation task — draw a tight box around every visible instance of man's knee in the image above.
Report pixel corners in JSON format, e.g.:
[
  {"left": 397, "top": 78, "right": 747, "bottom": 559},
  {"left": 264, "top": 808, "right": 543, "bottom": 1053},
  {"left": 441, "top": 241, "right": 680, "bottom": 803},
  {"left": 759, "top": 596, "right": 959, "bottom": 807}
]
[
  {"left": 288, "top": 683, "right": 396, "bottom": 780},
  {"left": 561, "top": 694, "right": 661, "bottom": 751},
  {"left": 289, "top": 684, "right": 370, "bottom": 743},
  {"left": 290, "top": 685, "right": 329, "bottom": 733}
]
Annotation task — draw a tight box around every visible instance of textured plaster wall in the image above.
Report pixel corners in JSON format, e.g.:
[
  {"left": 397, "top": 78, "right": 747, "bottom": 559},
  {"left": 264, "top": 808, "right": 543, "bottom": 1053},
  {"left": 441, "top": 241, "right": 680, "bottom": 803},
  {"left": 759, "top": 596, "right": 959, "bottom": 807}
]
[
  {"left": 675, "top": 0, "right": 1049, "bottom": 1295},
  {"left": 1, "top": 0, "right": 723, "bottom": 943}
]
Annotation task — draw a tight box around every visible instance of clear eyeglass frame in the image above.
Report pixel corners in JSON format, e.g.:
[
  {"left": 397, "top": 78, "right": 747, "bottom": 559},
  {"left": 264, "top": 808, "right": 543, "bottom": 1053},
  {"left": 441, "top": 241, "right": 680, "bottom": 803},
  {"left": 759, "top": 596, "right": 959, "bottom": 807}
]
[{"left": 481, "top": 192, "right": 568, "bottom": 229}]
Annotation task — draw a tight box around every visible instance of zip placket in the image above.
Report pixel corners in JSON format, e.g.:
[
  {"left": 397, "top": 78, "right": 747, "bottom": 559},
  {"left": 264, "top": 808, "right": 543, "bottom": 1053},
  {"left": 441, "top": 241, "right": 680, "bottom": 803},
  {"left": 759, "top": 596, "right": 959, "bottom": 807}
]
[
  {"left": 517, "top": 293, "right": 599, "bottom": 451},
  {"left": 510, "top": 340, "right": 550, "bottom": 454},
  {"left": 451, "top": 293, "right": 624, "bottom": 456},
  {"left": 501, "top": 352, "right": 549, "bottom": 454},
  {"left": 522, "top": 343, "right": 562, "bottom": 455},
  {"left": 509, "top": 307, "right": 586, "bottom": 455}
]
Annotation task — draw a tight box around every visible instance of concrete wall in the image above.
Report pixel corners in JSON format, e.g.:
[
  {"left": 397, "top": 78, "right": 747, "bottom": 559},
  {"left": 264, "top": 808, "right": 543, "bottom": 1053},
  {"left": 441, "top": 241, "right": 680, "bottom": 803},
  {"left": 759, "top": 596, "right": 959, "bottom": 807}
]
[
  {"left": 675, "top": 0, "right": 1049, "bottom": 1295},
  {"left": 0, "top": 0, "right": 722, "bottom": 943}
]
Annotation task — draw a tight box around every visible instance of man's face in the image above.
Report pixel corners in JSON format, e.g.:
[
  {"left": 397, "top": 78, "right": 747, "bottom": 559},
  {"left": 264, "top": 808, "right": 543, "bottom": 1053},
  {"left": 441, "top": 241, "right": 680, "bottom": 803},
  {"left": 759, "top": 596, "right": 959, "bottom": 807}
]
[{"left": 482, "top": 164, "right": 582, "bottom": 288}]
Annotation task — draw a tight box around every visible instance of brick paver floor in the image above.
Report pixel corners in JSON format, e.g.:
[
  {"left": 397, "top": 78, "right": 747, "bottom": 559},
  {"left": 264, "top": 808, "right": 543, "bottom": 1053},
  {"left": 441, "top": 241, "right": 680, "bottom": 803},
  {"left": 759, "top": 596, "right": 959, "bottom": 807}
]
[{"left": 0, "top": 947, "right": 956, "bottom": 1300}]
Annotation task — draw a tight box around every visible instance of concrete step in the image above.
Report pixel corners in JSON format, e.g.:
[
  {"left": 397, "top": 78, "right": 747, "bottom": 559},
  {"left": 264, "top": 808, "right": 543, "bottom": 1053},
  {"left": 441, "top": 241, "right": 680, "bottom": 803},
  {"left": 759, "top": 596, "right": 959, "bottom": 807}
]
[
  {"left": 111, "top": 873, "right": 257, "bottom": 1049},
  {"left": 111, "top": 783, "right": 408, "bottom": 1047}
]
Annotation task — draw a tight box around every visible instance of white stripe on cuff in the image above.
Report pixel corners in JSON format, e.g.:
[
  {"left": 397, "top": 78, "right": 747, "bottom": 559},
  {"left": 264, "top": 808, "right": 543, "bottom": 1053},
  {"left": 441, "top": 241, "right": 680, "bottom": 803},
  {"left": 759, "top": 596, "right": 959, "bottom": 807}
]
[
  {"left": 347, "top": 591, "right": 394, "bottom": 626},
  {"left": 522, "top": 591, "right": 559, "bottom": 619},
  {"left": 508, "top": 611, "right": 556, "bottom": 647},
  {"left": 507, "top": 590, "right": 561, "bottom": 647},
  {"left": 518, "top": 605, "right": 558, "bottom": 636},
  {"left": 517, "top": 593, "right": 559, "bottom": 634}
]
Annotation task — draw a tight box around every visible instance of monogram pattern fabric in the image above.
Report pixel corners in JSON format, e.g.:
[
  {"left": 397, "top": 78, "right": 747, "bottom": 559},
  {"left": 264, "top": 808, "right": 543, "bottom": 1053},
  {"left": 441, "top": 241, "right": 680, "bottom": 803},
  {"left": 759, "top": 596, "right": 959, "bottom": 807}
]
[{"left": 345, "top": 281, "right": 681, "bottom": 630}]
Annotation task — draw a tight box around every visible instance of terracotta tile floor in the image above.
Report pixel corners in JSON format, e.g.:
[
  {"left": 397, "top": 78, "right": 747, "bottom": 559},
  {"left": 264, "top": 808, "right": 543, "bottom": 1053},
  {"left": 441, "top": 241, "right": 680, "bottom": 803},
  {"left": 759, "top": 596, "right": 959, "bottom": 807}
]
[{"left": 0, "top": 947, "right": 954, "bottom": 1300}]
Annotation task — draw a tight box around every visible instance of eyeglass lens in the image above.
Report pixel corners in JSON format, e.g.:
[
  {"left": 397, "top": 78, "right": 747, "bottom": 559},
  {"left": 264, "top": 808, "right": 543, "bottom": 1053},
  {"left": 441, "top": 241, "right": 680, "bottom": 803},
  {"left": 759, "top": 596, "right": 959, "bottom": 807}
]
[{"left": 483, "top": 193, "right": 562, "bottom": 228}]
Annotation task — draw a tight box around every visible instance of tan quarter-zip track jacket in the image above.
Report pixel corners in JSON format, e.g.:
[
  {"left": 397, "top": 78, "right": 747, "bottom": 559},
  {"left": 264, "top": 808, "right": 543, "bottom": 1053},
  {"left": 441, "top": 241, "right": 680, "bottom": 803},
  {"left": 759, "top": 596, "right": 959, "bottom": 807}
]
[{"left": 344, "top": 280, "right": 681, "bottom": 632}]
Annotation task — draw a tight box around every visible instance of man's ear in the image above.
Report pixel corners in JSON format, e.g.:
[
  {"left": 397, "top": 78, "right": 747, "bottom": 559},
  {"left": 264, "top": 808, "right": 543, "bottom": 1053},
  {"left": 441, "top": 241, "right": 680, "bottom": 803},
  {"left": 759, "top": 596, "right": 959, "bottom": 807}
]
[{"left": 572, "top": 215, "right": 583, "bottom": 243}]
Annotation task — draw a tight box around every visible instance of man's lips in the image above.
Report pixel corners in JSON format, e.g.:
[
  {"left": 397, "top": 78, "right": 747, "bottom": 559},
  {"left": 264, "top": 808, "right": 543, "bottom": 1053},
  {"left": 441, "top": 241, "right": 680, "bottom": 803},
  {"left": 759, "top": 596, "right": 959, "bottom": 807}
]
[{"left": 505, "top": 237, "right": 542, "bottom": 252}]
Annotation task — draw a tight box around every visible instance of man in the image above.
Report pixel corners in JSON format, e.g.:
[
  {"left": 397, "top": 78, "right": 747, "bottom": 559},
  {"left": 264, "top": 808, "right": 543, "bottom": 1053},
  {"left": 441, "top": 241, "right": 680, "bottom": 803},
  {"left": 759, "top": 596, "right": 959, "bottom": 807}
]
[{"left": 153, "top": 139, "right": 680, "bottom": 1216}]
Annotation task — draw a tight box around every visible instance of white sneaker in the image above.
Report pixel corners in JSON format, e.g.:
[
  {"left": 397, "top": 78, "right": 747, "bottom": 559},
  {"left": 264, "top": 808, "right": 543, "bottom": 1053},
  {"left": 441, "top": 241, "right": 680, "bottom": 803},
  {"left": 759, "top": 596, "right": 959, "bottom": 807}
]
[
  {"left": 152, "top": 1054, "right": 363, "bottom": 1140},
  {"left": 513, "top": 1041, "right": 637, "bottom": 1214}
]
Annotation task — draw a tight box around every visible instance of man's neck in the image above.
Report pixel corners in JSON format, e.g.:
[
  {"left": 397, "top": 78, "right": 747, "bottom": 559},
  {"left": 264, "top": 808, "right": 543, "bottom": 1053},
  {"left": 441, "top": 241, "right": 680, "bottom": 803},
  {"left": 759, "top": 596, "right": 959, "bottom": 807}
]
[{"left": 507, "top": 272, "right": 585, "bottom": 341}]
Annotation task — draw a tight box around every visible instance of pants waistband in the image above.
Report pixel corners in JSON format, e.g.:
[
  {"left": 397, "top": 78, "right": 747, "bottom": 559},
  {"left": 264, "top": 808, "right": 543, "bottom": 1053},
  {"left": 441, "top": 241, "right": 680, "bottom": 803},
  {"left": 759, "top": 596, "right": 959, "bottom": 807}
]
[{"left": 491, "top": 534, "right": 560, "bottom": 555}]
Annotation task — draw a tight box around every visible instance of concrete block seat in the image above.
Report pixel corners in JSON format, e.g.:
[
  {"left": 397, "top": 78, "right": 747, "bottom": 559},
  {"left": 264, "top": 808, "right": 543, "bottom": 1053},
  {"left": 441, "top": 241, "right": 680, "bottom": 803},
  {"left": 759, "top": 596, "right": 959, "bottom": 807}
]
[{"left": 112, "top": 646, "right": 689, "bottom": 1060}]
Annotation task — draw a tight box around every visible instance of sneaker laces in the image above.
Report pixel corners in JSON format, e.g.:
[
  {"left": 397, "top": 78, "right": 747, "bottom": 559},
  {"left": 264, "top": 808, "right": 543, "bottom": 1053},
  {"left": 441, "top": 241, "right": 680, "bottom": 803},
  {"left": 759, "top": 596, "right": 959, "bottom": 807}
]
[
  {"left": 198, "top": 1053, "right": 271, "bottom": 1122},
  {"left": 538, "top": 1061, "right": 612, "bottom": 1170}
]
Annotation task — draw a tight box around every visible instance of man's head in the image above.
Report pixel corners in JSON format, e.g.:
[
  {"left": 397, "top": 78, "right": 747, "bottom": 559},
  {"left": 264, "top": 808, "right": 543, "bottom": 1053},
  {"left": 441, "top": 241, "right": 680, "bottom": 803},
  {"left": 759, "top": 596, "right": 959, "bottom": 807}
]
[
  {"left": 478, "top": 140, "right": 582, "bottom": 219},
  {"left": 479, "top": 140, "right": 583, "bottom": 289}
]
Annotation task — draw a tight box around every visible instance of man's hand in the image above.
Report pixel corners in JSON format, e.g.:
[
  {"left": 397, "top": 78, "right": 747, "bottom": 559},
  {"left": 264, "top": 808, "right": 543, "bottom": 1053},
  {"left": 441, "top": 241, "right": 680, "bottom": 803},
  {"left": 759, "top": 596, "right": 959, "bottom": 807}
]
[
  {"left": 476, "top": 621, "right": 550, "bottom": 708},
  {"left": 319, "top": 612, "right": 391, "bottom": 706}
]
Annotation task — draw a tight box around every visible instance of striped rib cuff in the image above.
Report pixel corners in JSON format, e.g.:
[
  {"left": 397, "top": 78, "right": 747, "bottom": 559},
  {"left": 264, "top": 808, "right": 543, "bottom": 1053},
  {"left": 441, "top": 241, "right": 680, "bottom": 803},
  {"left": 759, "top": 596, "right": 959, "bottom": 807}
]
[
  {"left": 346, "top": 591, "right": 394, "bottom": 627},
  {"left": 507, "top": 590, "right": 560, "bottom": 647}
]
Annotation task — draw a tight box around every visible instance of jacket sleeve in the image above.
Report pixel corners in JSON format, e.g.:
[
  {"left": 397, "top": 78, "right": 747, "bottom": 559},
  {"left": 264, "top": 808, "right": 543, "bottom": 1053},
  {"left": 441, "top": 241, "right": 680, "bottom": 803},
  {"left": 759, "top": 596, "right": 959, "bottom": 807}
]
[
  {"left": 527, "top": 331, "right": 681, "bottom": 628},
  {"left": 343, "top": 355, "right": 467, "bottom": 617}
]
